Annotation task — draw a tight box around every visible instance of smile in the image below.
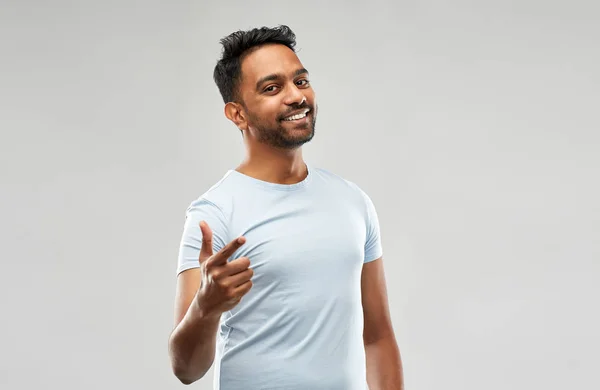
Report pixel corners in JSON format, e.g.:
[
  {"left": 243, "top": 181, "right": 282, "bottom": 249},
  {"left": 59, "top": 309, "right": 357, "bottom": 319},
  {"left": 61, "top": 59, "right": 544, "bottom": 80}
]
[{"left": 283, "top": 109, "right": 310, "bottom": 121}]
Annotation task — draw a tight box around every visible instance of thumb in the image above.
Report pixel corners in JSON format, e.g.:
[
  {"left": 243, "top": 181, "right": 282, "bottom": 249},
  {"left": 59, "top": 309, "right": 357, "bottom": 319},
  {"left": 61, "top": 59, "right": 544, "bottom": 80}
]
[{"left": 198, "top": 221, "right": 213, "bottom": 262}]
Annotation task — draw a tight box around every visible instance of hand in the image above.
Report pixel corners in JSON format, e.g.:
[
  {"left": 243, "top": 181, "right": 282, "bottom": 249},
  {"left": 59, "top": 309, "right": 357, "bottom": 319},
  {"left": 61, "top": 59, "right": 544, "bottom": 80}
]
[{"left": 194, "top": 221, "right": 253, "bottom": 318}]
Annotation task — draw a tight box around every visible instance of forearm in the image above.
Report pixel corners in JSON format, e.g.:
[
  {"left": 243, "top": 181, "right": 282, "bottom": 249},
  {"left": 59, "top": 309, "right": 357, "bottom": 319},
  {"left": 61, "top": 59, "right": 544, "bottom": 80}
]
[
  {"left": 365, "top": 335, "right": 404, "bottom": 390},
  {"left": 168, "top": 298, "right": 221, "bottom": 384}
]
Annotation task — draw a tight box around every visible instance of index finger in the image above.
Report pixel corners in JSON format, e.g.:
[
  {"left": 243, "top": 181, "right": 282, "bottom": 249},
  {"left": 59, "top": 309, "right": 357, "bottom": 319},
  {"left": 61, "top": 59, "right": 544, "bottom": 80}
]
[{"left": 208, "top": 236, "right": 246, "bottom": 266}]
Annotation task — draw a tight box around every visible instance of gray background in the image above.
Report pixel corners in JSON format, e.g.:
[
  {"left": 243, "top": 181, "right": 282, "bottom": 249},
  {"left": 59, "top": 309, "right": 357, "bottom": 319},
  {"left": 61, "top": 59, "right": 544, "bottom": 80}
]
[{"left": 1, "top": 1, "right": 598, "bottom": 389}]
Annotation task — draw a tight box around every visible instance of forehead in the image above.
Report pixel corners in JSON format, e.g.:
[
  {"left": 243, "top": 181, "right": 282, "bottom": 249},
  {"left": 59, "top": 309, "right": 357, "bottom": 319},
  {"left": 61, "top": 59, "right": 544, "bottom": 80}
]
[{"left": 240, "top": 44, "right": 304, "bottom": 84}]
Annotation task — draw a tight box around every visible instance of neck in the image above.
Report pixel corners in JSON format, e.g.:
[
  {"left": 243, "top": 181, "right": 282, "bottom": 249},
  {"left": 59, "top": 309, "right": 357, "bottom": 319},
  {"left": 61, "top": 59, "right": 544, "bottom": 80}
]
[{"left": 236, "top": 143, "right": 308, "bottom": 185}]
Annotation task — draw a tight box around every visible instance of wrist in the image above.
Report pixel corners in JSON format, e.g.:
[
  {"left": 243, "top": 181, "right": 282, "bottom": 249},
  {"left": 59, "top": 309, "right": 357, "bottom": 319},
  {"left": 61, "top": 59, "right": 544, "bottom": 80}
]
[{"left": 192, "top": 292, "right": 222, "bottom": 322}]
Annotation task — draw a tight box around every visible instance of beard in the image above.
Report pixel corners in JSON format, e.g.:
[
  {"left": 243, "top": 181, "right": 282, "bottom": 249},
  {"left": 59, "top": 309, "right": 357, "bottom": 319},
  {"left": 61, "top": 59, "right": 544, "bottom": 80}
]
[{"left": 247, "top": 104, "right": 317, "bottom": 150}]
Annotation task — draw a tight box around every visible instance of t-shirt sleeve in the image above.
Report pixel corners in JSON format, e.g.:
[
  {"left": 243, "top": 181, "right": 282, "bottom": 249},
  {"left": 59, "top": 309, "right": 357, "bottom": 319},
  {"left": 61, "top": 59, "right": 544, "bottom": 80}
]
[
  {"left": 176, "top": 197, "right": 229, "bottom": 276},
  {"left": 361, "top": 189, "right": 383, "bottom": 263}
]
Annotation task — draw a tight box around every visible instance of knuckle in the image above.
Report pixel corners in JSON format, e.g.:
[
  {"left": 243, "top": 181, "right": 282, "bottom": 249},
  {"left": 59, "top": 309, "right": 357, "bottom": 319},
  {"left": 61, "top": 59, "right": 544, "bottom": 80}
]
[
  {"left": 225, "top": 288, "right": 237, "bottom": 299},
  {"left": 204, "top": 257, "right": 216, "bottom": 268},
  {"left": 231, "top": 257, "right": 245, "bottom": 268},
  {"left": 213, "top": 273, "right": 227, "bottom": 286}
]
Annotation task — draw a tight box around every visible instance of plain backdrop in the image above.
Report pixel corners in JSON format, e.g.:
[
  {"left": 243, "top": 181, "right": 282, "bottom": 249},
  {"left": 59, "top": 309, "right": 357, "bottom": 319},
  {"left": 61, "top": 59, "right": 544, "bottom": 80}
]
[{"left": 1, "top": 1, "right": 598, "bottom": 389}]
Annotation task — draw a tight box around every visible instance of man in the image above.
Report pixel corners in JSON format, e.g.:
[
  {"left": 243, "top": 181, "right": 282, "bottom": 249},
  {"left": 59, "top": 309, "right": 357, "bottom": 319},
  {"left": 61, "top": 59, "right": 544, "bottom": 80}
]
[{"left": 168, "top": 25, "right": 404, "bottom": 390}]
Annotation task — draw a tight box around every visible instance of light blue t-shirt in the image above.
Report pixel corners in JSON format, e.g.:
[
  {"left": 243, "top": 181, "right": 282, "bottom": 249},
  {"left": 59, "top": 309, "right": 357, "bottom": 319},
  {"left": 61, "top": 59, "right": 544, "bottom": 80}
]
[{"left": 177, "top": 164, "right": 383, "bottom": 390}]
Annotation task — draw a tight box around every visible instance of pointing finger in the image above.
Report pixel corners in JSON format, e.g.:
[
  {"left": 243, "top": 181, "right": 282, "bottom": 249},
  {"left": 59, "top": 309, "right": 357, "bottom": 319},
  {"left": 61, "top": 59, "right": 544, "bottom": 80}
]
[{"left": 208, "top": 236, "right": 246, "bottom": 266}]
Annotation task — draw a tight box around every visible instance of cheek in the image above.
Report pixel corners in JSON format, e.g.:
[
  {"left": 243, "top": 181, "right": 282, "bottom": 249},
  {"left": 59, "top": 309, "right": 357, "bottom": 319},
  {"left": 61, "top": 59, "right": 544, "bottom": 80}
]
[
  {"left": 245, "top": 104, "right": 272, "bottom": 122},
  {"left": 260, "top": 102, "right": 284, "bottom": 121}
]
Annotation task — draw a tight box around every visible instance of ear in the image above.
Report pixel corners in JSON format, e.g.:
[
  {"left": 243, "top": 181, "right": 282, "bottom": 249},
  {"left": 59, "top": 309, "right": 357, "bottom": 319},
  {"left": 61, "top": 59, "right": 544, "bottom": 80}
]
[{"left": 224, "top": 102, "right": 248, "bottom": 132}]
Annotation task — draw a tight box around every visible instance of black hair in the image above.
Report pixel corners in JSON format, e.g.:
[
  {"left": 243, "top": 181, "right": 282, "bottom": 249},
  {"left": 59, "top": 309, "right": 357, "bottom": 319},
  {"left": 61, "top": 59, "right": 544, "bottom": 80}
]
[{"left": 213, "top": 25, "right": 297, "bottom": 104}]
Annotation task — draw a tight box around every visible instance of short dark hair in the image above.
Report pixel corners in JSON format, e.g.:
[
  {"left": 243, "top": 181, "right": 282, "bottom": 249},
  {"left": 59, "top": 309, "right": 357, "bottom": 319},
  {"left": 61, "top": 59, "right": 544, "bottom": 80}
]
[{"left": 213, "top": 25, "right": 297, "bottom": 104}]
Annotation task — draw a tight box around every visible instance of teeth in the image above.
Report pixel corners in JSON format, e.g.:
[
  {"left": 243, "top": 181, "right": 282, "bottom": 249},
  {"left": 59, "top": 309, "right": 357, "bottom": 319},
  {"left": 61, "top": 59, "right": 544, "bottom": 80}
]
[{"left": 284, "top": 110, "right": 309, "bottom": 121}]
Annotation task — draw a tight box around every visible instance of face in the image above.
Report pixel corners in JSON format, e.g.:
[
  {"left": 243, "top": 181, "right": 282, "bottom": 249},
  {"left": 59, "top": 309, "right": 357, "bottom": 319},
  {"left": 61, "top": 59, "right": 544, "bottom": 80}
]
[{"left": 228, "top": 43, "right": 317, "bottom": 150}]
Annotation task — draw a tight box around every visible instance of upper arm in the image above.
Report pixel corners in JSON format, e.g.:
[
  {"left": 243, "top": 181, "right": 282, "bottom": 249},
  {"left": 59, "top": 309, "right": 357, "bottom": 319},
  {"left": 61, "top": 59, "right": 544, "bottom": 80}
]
[
  {"left": 173, "top": 197, "right": 228, "bottom": 327},
  {"left": 177, "top": 198, "right": 228, "bottom": 275},
  {"left": 361, "top": 257, "right": 395, "bottom": 344},
  {"left": 173, "top": 268, "right": 201, "bottom": 327},
  {"left": 360, "top": 188, "right": 383, "bottom": 264}
]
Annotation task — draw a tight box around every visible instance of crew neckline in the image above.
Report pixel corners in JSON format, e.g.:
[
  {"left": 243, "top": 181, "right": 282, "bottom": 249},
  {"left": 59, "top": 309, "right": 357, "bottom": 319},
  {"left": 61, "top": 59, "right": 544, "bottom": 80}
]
[{"left": 226, "top": 163, "right": 313, "bottom": 191}]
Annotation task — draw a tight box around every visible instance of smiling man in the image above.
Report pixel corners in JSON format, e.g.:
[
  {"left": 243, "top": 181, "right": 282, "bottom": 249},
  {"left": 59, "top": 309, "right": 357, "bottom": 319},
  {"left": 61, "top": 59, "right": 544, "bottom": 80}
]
[{"left": 168, "top": 25, "right": 404, "bottom": 390}]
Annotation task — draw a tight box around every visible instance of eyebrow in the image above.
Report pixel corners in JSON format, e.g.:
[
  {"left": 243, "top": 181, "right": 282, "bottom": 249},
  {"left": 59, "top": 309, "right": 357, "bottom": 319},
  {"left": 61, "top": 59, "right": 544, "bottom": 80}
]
[{"left": 255, "top": 68, "right": 309, "bottom": 91}]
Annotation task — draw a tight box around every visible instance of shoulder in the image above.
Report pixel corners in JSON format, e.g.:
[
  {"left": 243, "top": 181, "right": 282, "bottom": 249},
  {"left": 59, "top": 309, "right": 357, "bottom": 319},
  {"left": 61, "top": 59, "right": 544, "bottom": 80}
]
[
  {"left": 310, "top": 166, "right": 375, "bottom": 211},
  {"left": 311, "top": 166, "right": 370, "bottom": 198},
  {"left": 184, "top": 170, "right": 239, "bottom": 220}
]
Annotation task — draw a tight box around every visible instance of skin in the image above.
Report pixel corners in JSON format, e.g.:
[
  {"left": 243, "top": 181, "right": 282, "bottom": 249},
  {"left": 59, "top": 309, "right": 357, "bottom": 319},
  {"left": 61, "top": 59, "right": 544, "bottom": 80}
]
[
  {"left": 225, "top": 43, "right": 317, "bottom": 184},
  {"left": 169, "top": 43, "right": 404, "bottom": 389}
]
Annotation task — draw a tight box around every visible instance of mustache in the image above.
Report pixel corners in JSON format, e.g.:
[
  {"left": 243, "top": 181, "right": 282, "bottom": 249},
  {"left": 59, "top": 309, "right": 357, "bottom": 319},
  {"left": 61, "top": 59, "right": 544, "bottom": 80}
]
[{"left": 278, "top": 103, "right": 313, "bottom": 121}]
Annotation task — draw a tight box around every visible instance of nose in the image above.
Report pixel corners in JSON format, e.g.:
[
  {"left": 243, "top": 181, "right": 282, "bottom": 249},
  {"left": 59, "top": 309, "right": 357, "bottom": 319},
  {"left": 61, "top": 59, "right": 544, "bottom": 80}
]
[{"left": 283, "top": 83, "right": 306, "bottom": 106}]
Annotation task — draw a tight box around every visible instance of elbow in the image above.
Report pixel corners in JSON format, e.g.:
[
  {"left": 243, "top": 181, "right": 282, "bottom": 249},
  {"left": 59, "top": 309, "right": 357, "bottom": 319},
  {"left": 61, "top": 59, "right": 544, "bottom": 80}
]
[
  {"left": 172, "top": 364, "right": 201, "bottom": 385},
  {"left": 170, "top": 350, "right": 201, "bottom": 385},
  {"left": 178, "top": 377, "right": 195, "bottom": 386},
  {"left": 170, "top": 354, "right": 211, "bottom": 385},
  {"left": 168, "top": 332, "right": 213, "bottom": 384}
]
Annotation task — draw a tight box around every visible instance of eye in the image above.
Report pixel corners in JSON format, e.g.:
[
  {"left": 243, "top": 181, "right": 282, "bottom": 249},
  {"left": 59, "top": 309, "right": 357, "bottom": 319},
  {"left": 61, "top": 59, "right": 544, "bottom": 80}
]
[
  {"left": 263, "top": 85, "right": 280, "bottom": 94},
  {"left": 296, "top": 79, "right": 310, "bottom": 87}
]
